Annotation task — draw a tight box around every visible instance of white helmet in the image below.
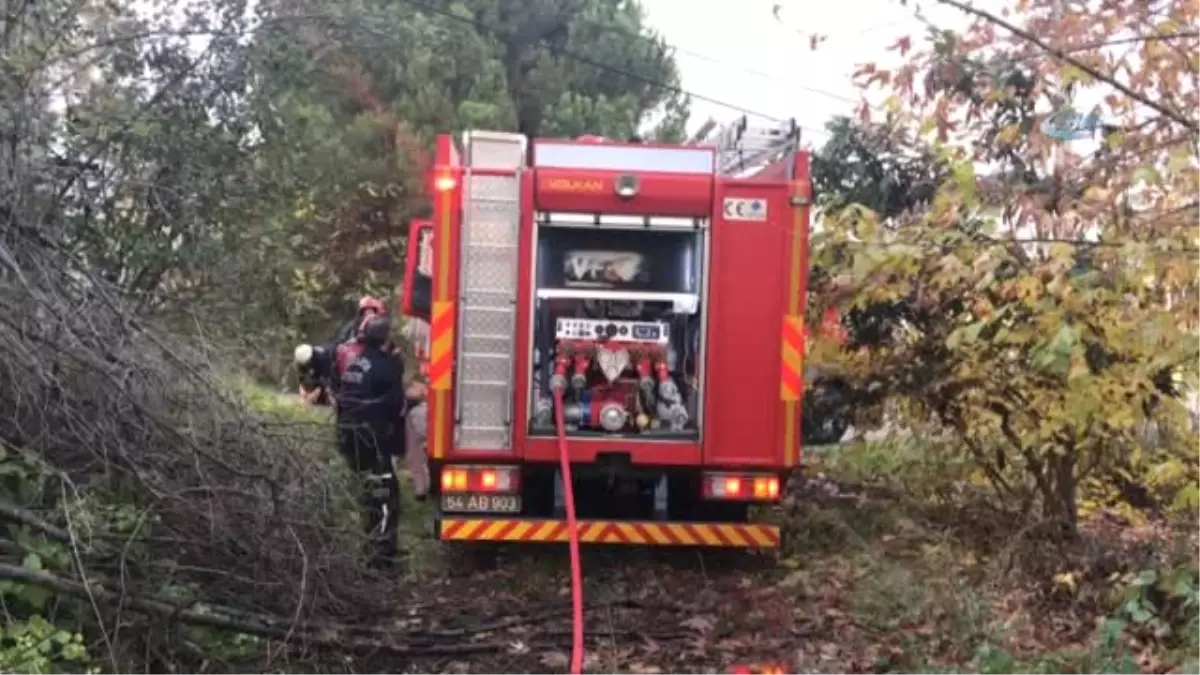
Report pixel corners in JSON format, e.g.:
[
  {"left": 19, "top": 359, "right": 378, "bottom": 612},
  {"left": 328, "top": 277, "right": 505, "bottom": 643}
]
[{"left": 293, "top": 343, "right": 315, "bottom": 366}]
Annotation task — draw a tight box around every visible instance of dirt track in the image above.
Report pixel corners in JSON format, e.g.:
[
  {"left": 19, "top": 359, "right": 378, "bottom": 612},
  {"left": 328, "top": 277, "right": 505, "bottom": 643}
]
[
  {"left": 394, "top": 544, "right": 845, "bottom": 674},
  {"left": 379, "top": 474, "right": 886, "bottom": 675}
]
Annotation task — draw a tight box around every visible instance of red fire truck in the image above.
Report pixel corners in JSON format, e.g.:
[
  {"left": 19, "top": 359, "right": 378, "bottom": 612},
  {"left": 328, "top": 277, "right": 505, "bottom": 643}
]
[{"left": 400, "top": 117, "right": 812, "bottom": 548}]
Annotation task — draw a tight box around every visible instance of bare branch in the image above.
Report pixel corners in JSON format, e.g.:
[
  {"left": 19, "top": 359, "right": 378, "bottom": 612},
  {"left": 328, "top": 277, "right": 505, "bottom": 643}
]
[{"left": 933, "top": 0, "right": 1199, "bottom": 132}]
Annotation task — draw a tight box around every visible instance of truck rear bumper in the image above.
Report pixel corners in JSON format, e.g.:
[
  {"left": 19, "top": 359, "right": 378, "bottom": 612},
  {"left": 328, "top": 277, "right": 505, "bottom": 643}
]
[{"left": 437, "top": 518, "right": 780, "bottom": 548}]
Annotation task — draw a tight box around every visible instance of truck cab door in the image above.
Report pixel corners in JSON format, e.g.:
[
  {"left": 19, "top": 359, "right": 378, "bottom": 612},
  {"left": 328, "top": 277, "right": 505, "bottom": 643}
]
[{"left": 401, "top": 219, "right": 434, "bottom": 321}]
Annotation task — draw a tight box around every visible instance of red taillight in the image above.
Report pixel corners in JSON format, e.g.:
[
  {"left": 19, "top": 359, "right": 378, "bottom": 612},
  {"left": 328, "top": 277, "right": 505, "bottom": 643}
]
[
  {"left": 440, "top": 465, "right": 519, "bottom": 493},
  {"left": 703, "top": 473, "right": 781, "bottom": 502}
]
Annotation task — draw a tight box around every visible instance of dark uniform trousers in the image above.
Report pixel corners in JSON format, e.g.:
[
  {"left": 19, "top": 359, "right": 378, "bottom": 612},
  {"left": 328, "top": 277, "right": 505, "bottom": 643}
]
[{"left": 337, "top": 423, "right": 401, "bottom": 565}]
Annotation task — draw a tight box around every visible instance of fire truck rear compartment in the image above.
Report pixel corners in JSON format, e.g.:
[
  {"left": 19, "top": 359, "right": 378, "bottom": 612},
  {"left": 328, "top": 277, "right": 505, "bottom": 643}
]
[
  {"left": 423, "top": 128, "right": 804, "bottom": 542},
  {"left": 526, "top": 223, "right": 704, "bottom": 442}
]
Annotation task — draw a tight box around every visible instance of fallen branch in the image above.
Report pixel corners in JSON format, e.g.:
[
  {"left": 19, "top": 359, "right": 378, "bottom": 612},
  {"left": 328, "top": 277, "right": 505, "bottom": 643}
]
[
  {"left": 0, "top": 499, "right": 71, "bottom": 543},
  {"left": 0, "top": 563, "right": 508, "bottom": 656},
  {"left": 0, "top": 561, "right": 696, "bottom": 659}
]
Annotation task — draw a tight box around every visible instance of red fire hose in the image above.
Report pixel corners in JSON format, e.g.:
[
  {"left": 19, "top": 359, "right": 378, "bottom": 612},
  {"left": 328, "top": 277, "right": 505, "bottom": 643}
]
[{"left": 551, "top": 385, "right": 585, "bottom": 674}]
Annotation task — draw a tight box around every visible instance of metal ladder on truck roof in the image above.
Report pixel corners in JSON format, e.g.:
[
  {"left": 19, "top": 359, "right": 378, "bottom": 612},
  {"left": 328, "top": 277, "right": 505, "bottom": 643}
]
[
  {"left": 455, "top": 131, "right": 526, "bottom": 451},
  {"left": 705, "top": 115, "right": 801, "bottom": 176}
]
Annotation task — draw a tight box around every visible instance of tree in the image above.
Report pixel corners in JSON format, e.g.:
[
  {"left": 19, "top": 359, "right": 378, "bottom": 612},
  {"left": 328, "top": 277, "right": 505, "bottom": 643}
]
[
  {"left": 813, "top": 115, "right": 949, "bottom": 221},
  {"left": 812, "top": 0, "right": 1199, "bottom": 535},
  {"left": 1, "top": 0, "right": 696, "bottom": 669},
  {"left": 801, "top": 115, "right": 954, "bottom": 445},
  {"left": 241, "top": 0, "right": 690, "bottom": 350},
  {"left": 462, "top": 0, "right": 689, "bottom": 139}
]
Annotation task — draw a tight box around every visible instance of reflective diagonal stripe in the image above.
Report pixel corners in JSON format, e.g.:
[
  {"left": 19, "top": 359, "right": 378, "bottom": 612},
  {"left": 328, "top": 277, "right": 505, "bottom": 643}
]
[
  {"left": 780, "top": 315, "right": 804, "bottom": 401},
  {"left": 438, "top": 520, "right": 781, "bottom": 548},
  {"left": 428, "top": 301, "right": 455, "bottom": 391}
]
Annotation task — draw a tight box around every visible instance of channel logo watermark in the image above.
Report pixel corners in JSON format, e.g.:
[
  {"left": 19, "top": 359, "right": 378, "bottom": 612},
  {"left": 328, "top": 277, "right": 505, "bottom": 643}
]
[{"left": 1041, "top": 104, "right": 1106, "bottom": 141}]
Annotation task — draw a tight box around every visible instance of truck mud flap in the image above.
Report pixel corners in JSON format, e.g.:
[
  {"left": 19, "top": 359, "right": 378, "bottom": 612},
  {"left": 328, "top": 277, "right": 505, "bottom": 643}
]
[{"left": 436, "top": 518, "right": 779, "bottom": 548}]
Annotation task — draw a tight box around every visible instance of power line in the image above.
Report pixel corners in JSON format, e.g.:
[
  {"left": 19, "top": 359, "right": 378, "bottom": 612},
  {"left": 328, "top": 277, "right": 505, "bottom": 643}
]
[
  {"left": 670, "top": 46, "right": 859, "bottom": 106},
  {"left": 393, "top": 0, "right": 805, "bottom": 128},
  {"left": 559, "top": 12, "right": 857, "bottom": 125},
  {"left": 565, "top": 10, "right": 879, "bottom": 131}
]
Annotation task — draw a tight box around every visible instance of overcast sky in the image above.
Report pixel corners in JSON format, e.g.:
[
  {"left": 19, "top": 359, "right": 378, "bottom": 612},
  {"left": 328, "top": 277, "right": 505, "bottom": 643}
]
[{"left": 640, "top": 0, "right": 1006, "bottom": 145}]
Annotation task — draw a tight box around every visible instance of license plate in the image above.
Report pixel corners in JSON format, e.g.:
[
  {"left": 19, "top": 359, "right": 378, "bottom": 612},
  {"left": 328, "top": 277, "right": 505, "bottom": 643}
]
[{"left": 441, "top": 493, "right": 522, "bottom": 514}]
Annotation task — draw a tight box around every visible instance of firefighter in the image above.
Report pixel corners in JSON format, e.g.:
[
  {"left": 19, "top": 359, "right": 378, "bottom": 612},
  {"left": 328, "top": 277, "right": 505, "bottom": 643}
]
[
  {"left": 381, "top": 337, "right": 424, "bottom": 498},
  {"left": 295, "top": 343, "right": 335, "bottom": 405},
  {"left": 403, "top": 369, "right": 430, "bottom": 501},
  {"left": 334, "top": 313, "right": 406, "bottom": 568},
  {"left": 295, "top": 296, "right": 385, "bottom": 405},
  {"left": 334, "top": 296, "right": 386, "bottom": 347}
]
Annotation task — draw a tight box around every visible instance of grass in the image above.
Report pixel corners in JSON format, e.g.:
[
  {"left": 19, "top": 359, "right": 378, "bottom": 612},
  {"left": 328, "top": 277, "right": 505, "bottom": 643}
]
[
  {"left": 225, "top": 375, "right": 328, "bottom": 425},
  {"left": 226, "top": 384, "right": 1200, "bottom": 672},
  {"left": 784, "top": 438, "right": 1200, "bottom": 674},
  {"left": 233, "top": 377, "right": 443, "bottom": 578}
]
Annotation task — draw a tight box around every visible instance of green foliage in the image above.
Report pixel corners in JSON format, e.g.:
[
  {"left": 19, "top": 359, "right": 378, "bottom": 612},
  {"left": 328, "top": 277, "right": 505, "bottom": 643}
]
[
  {"left": 812, "top": 10, "right": 1199, "bottom": 534},
  {"left": 0, "top": 616, "right": 94, "bottom": 675},
  {"left": 0, "top": 3, "right": 692, "bottom": 673},
  {"left": 238, "top": 0, "right": 688, "bottom": 353},
  {"left": 813, "top": 115, "right": 950, "bottom": 220},
  {"left": 1111, "top": 564, "right": 1200, "bottom": 646},
  {"left": 227, "top": 376, "right": 329, "bottom": 426},
  {"left": 816, "top": 189, "right": 1198, "bottom": 530},
  {"left": 6, "top": 0, "right": 687, "bottom": 376},
  {"left": 0, "top": 447, "right": 95, "bottom": 673}
]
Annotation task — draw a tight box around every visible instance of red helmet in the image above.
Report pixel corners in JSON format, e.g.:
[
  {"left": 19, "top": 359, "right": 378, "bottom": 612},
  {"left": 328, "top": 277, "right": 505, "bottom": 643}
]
[{"left": 358, "top": 296, "right": 385, "bottom": 314}]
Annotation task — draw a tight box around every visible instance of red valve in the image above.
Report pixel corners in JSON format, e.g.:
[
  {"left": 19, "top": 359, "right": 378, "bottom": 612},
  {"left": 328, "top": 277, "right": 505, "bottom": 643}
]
[
  {"left": 550, "top": 352, "right": 572, "bottom": 392},
  {"left": 572, "top": 351, "right": 591, "bottom": 389},
  {"left": 633, "top": 354, "right": 653, "bottom": 394},
  {"left": 653, "top": 360, "right": 671, "bottom": 382}
]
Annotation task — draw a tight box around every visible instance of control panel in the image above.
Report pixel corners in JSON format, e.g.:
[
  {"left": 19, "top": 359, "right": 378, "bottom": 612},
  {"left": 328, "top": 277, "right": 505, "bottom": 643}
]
[{"left": 554, "top": 318, "right": 670, "bottom": 345}]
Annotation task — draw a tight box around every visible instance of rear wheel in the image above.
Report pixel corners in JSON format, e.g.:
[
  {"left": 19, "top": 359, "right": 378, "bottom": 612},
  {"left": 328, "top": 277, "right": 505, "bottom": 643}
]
[
  {"left": 521, "top": 467, "right": 556, "bottom": 518},
  {"left": 697, "top": 500, "right": 750, "bottom": 522},
  {"left": 666, "top": 472, "right": 700, "bottom": 520}
]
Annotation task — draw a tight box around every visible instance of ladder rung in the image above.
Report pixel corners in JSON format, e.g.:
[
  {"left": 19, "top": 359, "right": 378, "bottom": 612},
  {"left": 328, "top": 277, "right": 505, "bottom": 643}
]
[
  {"left": 460, "top": 380, "right": 511, "bottom": 387},
  {"left": 463, "top": 242, "right": 517, "bottom": 249},
  {"left": 461, "top": 425, "right": 509, "bottom": 432},
  {"left": 464, "top": 288, "right": 517, "bottom": 295},
  {"left": 463, "top": 305, "right": 514, "bottom": 312},
  {"left": 462, "top": 352, "right": 509, "bottom": 359}
]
